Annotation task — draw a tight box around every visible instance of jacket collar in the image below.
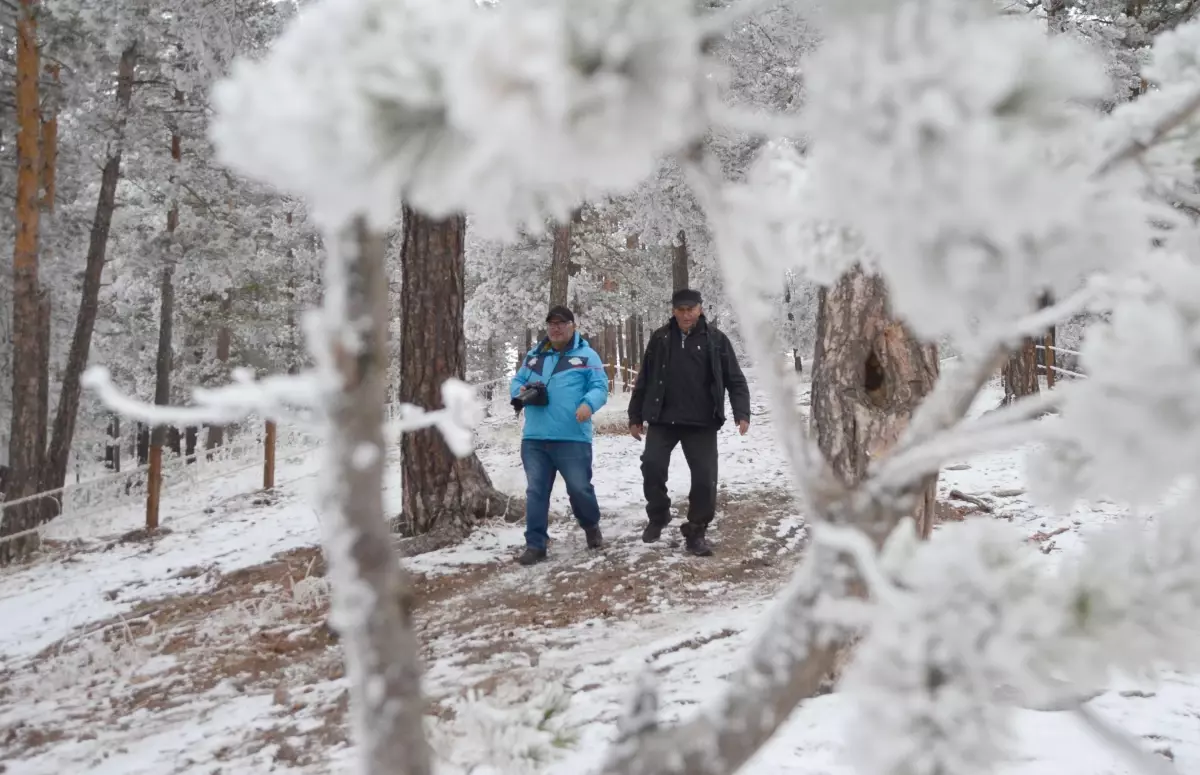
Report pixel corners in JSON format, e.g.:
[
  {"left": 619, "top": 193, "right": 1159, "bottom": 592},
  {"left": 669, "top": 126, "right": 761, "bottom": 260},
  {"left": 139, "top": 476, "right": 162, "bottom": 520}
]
[{"left": 537, "top": 331, "right": 583, "bottom": 354}]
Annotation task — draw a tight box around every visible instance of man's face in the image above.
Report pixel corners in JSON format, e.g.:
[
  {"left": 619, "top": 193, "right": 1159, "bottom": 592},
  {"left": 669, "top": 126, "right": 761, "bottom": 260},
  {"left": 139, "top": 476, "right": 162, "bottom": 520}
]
[
  {"left": 547, "top": 318, "right": 574, "bottom": 346},
  {"left": 673, "top": 303, "right": 701, "bottom": 331}
]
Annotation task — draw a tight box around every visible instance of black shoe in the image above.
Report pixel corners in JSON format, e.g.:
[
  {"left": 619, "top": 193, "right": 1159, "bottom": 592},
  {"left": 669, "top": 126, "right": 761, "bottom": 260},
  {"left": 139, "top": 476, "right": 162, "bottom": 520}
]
[
  {"left": 642, "top": 522, "right": 664, "bottom": 543},
  {"left": 517, "top": 546, "right": 547, "bottom": 566},
  {"left": 584, "top": 525, "right": 603, "bottom": 549},
  {"left": 681, "top": 524, "right": 713, "bottom": 557}
]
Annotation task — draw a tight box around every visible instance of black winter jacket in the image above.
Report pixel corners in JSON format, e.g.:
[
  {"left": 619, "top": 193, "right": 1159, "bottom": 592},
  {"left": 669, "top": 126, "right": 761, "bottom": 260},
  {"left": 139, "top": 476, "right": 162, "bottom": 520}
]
[{"left": 629, "top": 316, "right": 751, "bottom": 428}]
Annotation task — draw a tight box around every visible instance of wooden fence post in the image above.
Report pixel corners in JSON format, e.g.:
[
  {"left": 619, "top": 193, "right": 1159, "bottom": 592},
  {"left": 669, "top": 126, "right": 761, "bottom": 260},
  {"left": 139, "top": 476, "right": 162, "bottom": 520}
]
[{"left": 264, "top": 420, "right": 276, "bottom": 490}]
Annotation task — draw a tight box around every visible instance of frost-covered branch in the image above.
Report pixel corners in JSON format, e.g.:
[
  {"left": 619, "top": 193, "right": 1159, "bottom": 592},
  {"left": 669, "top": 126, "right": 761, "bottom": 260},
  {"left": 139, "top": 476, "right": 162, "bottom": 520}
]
[{"left": 1095, "top": 87, "right": 1200, "bottom": 177}]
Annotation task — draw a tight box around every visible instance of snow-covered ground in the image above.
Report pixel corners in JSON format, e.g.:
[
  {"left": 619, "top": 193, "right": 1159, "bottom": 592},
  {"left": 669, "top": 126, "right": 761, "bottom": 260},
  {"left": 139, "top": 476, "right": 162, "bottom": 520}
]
[{"left": 1, "top": 375, "right": 1195, "bottom": 775}]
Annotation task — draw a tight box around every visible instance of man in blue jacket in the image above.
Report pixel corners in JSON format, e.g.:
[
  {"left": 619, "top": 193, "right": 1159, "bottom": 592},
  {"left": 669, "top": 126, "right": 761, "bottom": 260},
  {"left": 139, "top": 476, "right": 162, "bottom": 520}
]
[{"left": 510, "top": 306, "right": 609, "bottom": 566}]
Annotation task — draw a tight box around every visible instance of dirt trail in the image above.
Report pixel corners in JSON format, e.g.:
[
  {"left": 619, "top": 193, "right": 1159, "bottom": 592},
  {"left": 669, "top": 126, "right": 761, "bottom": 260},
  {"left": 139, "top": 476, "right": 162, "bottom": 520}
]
[{"left": 0, "top": 485, "right": 981, "bottom": 773}]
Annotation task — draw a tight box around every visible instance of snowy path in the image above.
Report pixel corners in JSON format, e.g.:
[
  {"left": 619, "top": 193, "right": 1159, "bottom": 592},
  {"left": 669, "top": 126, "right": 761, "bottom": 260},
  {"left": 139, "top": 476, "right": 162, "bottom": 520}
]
[{"left": 1, "top": 377, "right": 1194, "bottom": 775}]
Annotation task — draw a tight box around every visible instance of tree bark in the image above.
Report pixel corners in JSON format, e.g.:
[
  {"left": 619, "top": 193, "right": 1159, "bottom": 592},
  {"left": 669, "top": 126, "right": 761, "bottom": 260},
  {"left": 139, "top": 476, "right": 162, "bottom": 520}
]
[
  {"left": 206, "top": 291, "right": 234, "bottom": 449},
  {"left": 549, "top": 217, "right": 572, "bottom": 309},
  {"left": 617, "top": 318, "right": 628, "bottom": 390},
  {"left": 322, "top": 219, "right": 432, "bottom": 775},
  {"left": 810, "top": 268, "right": 939, "bottom": 689},
  {"left": 672, "top": 229, "right": 690, "bottom": 292},
  {"left": 1002, "top": 339, "right": 1040, "bottom": 404},
  {"left": 398, "top": 207, "right": 504, "bottom": 536},
  {"left": 146, "top": 88, "right": 183, "bottom": 531},
  {"left": 104, "top": 415, "right": 121, "bottom": 473},
  {"left": 811, "top": 267, "right": 939, "bottom": 532},
  {"left": 2, "top": 0, "right": 45, "bottom": 564},
  {"left": 43, "top": 45, "right": 138, "bottom": 499}
]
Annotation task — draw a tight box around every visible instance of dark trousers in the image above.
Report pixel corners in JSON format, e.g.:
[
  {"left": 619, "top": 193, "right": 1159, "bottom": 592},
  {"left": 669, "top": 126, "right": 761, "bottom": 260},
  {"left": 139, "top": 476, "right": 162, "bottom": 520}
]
[
  {"left": 641, "top": 424, "right": 719, "bottom": 530},
  {"left": 521, "top": 440, "right": 601, "bottom": 550}
]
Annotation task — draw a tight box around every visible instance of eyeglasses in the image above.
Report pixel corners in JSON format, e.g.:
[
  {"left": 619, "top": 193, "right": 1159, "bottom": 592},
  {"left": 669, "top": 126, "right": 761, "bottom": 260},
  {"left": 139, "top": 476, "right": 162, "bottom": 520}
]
[{"left": 547, "top": 320, "right": 572, "bottom": 327}]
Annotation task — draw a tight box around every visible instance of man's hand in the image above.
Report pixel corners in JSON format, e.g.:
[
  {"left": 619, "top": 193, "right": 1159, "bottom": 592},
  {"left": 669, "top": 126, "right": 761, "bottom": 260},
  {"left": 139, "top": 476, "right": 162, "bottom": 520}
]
[
  {"left": 629, "top": 423, "right": 644, "bottom": 441},
  {"left": 737, "top": 420, "right": 749, "bottom": 436},
  {"left": 576, "top": 404, "right": 593, "bottom": 422}
]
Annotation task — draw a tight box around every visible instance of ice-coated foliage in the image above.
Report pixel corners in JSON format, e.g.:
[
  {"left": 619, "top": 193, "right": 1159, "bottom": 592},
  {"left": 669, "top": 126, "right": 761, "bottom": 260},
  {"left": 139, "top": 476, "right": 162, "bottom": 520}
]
[
  {"left": 798, "top": 0, "right": 1158, "bottom": 342},
  {"left": 1049, "top": 249, "right": 1200, "bottom": 503},
  {"left": 843, "top": 500, "right": 1200, "bottom": 775},
  {"left": 211, "top": 0, "right": 711, "bottom": 237}
]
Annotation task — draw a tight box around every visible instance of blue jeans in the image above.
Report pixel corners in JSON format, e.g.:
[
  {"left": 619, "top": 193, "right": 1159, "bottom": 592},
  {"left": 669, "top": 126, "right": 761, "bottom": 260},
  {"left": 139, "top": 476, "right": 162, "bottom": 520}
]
[{"left": 521, "top": 440, "right": 601, "bottom": 550}]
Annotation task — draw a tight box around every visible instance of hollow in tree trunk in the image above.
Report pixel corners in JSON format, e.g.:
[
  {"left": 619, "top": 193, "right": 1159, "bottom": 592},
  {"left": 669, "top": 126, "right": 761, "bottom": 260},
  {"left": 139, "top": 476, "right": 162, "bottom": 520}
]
[
  {"left": 811, "top": 268, "right": 939, "bottom": 528},
  {"left": 811, "top": 268, "right": 940, "bottom": 685},
  {"left": 398, "top": 207, "right": 506, "bottom": 537}
]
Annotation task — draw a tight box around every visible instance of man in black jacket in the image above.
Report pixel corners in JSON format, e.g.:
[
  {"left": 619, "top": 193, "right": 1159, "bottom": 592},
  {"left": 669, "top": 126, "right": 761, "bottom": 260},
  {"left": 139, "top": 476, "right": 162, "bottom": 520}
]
[{"left": 628, "top": 289, "right": 751, "bottom": 556}]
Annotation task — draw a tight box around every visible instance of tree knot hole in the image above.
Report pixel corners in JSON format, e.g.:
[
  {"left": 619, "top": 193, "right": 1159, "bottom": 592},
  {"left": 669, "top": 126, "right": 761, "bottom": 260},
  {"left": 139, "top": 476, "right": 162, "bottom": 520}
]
[{"left": 864, "top": 348, "right": 887, "bottom": 405}]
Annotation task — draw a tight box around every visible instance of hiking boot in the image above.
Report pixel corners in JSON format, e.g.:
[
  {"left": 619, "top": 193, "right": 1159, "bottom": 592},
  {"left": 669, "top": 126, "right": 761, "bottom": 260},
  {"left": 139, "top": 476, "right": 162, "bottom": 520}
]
[
  {"left": 681, "top": 523, "right": 713, "bottom": 557},
  {"left": 517, "top": 546, "right": 547, "bottom": 566},
  {"left": 584, "top": 525, "right": 603, "bottom": 549},
  {"left": 642, "top": 521, "right": 664, "bottom": 543}
]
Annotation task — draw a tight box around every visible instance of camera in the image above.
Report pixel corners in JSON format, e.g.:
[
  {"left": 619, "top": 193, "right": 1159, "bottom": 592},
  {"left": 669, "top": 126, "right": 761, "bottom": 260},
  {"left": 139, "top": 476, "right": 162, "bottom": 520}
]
[{"left": 511, "top": 382, "right": 549, "bottom": 414}]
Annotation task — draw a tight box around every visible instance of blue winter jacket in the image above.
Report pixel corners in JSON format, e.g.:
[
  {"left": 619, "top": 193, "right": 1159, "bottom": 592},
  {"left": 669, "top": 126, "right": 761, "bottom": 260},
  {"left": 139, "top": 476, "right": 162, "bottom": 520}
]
[{"left": 510, "top": 332, "right": 609, "bottom": 443}]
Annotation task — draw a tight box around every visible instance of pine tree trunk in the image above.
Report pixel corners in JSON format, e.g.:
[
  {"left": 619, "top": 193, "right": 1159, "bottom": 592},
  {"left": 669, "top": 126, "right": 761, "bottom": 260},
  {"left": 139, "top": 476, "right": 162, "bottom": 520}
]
[
  {"left": 810, "top": 267, "right": 939, "bottom": 690},
  {"left": 146, "top": 89, "right": 183, "bottom": 531},
  {"left": 672, "top": 229, "right": 689, "bottom": 292},
  {"left": 398, "top": 207, "right": 504, "bottom": 536},
  {"left": 2, "top": 0, "right": 45, "bottom": 564},
  {"left": 617, "top": 318, "right": 628, "bottom": 390},
  {"left": 105, "top": 415, "right": 121, "bottom": 473},
  {"left": 43, "top": 45, "right": 138, "bottom": 499},
  {"left": 603, "top": 323, "right": 617, "bottom": 391},
  {"left": 35, "top": 290, "right": 50, "bottom": 485},
  {"left": 1002, "top": 339, "right": 1040, "bottom": 404},
  {"left": 206, "top": 292, "right": 233, "bottom": 450},
  {"left": 549, "top": 217, "right": 572, "bottom": 308},
  {"left": 811, "top": 267, "right": 939, "bottom": 535},
  {"left": 322, "top": 219, "right": 433, "bottom": 775}
]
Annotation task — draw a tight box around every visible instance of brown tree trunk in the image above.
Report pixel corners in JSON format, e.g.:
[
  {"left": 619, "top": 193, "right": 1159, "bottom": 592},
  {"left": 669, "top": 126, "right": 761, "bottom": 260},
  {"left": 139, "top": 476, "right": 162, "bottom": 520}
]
[
  {"left": 43, "top": 45, "right": 138, "bottom": 499},
  {"left": 3, "top": 0, "right": 45, "bottom": 563},
  {"left": 810, "top": 268, "right": 939, "bottom": 689},
  {"left": 104, "top": 415, "right": 121, "bottom": 472},
  {"left": 398, "top": 207, "right": 504, "bottom": 536},
  {"left": 793, "top": 348, "right": 803, "bottom": 373},
  {"left": 617, "top": 318, "right": 628, "bottom": 390},
  {"left": 1002, "top": 339, "right": 1040, "bottom": 404},
  {"left": 603, "top": 323, "right": 618, "bottom": 391},
  {"left": 811, "top": 267, "right": 939, "bottom": 534},
  {"left": 206, "top": 291, "right": 233, "bottom": 449},
  {"left": 672, "top": 229, "right": 690, "bottom": 292},
  {"left": 322, "top": 220, "right": 433, "bottom": 775},
  {"left": 549, "top": 216, "right": 573, "bottom": 308},
  {"left": 146, "top": 89, "right": 183, "bottom": 531},
  {"left": 35, "top": 290, "right": 50, "bottom": 482}
]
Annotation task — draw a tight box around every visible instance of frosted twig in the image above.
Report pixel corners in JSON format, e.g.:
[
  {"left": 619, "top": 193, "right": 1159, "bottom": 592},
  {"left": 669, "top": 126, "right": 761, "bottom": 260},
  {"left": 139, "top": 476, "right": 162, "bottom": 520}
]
[
  {"left": 1003, "top": 281, "right": 1108, "bottom": 343},
  {"left": 82, "top": 365, "right": 326, "bottom": 427},
  {"left": 710, "top": 103, "right": 806, "bottom": 139},
  {"left": 811, "top": 523, "right": 899, "bottom": 604},
  {"left": 869, "top": 388, "right": 1068, "bottom": 492},
  {"left": 1094, "top": 87, "right": 1200, "bottom": 178},
  {"left": 871, "top": 417, "right": 1067, "bottom": 494},
  {"left": 680, "top": 147, "right": 836, "bottom": 512}
]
